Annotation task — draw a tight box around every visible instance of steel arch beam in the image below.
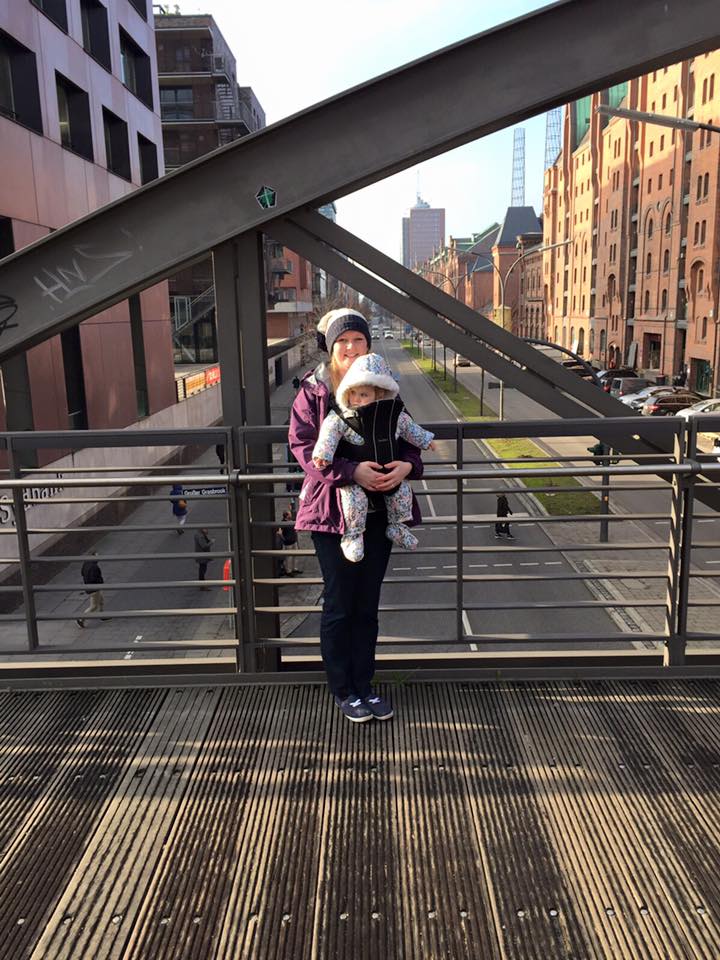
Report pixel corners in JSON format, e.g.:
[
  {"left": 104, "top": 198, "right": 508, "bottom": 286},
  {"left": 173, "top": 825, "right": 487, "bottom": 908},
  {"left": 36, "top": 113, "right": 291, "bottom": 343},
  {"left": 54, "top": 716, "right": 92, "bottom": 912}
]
[{"left": 0, "top": 0, "right": 718, "bottom": 359}]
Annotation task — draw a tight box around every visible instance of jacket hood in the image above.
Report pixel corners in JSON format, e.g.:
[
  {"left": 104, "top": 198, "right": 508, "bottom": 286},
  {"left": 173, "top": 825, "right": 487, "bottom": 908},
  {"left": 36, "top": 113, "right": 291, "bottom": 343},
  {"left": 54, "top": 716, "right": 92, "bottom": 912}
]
[{"left": 336, "top": 353, "right": 399, "bottom": 409}]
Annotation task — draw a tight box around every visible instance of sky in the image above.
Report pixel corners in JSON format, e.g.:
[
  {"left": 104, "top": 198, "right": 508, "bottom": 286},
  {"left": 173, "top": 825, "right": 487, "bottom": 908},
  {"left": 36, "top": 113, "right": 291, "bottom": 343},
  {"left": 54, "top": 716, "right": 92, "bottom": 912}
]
[{"left": 173, "top": 0, "right": 551, "bottom": 260}]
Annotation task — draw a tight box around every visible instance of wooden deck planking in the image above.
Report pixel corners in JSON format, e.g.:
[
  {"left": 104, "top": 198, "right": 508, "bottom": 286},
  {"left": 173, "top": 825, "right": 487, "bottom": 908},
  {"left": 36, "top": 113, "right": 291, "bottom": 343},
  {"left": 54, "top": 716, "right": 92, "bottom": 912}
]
[{"left": 0, "top": 681, "right": 719, "bottom": 958}]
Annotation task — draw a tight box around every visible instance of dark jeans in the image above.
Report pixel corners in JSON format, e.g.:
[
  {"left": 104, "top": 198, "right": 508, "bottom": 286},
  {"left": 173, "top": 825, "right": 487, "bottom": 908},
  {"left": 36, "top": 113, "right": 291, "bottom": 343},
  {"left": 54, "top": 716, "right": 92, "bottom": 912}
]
[
  {"left": 198, "top": 560, "right": 209, "bottom": 580},
  {"left": 311, "top": 511, "right": 392, "bottom": 700}
]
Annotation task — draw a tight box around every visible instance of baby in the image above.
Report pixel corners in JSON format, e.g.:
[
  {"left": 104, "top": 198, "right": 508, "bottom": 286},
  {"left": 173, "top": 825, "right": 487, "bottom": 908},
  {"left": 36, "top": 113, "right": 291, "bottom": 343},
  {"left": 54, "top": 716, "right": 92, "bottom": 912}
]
[{"left": 312, "top": 353, "right": 434, "bottom": 562}]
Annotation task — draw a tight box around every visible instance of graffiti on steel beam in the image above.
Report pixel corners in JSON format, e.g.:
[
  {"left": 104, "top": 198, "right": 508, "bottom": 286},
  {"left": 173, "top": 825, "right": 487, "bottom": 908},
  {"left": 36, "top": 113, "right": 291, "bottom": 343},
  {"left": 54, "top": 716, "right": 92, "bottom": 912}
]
[
  {"left": 0, "top": 295, "right": 19, "bottom": 338},
  {"left": 31, "top": 230, "right": 142, "bottom": 309}
]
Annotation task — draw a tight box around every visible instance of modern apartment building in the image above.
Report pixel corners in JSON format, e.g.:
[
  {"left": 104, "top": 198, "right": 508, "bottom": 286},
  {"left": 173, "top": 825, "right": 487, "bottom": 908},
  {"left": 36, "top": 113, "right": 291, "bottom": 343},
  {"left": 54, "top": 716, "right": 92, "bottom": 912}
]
[
  {"left": 544, "top": 51, "right": 720, "bottom": 394},
  {"left": 0, "top": 0, "right": 175, "bottom": 442},
  {"left": 402, "top": 194, "right": 445, "bottom": 270},
  {"left": 153, "top": 8, "right": 265, "bottom": 364}
]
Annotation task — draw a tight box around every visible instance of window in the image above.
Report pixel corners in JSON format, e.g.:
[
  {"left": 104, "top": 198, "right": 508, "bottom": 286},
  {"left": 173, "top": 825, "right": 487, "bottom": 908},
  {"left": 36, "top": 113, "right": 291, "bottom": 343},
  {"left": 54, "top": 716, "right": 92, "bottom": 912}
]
[
  {"left": 160, "top": 87, "right": 193, "bottom": 120},
  {"left": 669, "top": 168, "right": 674, "bottom": 185},
  {"left": 56, "top": 72, "right": 93, "bottom": 161},
  {"left": 697, "top": 175, "right": 703, "bottom": 200},
  {"left": 661, "top": 288, "right": 668, "bottom": 311},
  {"left": 703, "top": 172, "right": 710, "bottom": 198},
  {"left": 646, "top": 252, "right": 652, "bottom": 275},
  {"left": 0, "top": 30, "right": 43, "bottom": 133},
  {"left": 701, "top": 220, "right": 707, "bottom": 244},
  {"left": 665, "top": 212, "right": 672, "bottom": 235},
  {"left": 658, "top": 173, "right": 663, "bottom": 190},
  {"left": 649, "top": 141, "right": 654, "bottom": 157},
  {"left": 662, "top": 95, "right": 666, "bottom": 110},
  {"left": 702, "top": 316, "right": 708, "bottom": 339},
  {"left": 127, "top": 0, "right": 147, "bottom": 18},
  {"left": 0, "top": 216, "right": 14, "bottom": 258},
  {"left": 129, "top": 294, "right": 148, "bottom": 417},
  {"left": 663, "top": 249, "right": 670, "bottom": 272},
  {"left": 697, "top": 267, "right": 704, "bottom": 293},
  {"left": 647, "top": 177, "right": 652, "bottom": 193},
  {"left": 30, "top": 0, "right": 67, "bottom": 32},
  {"left": 102, "top": 107, "right": 130, "bottom": 179},
  {"left": 137, "top": 133, "right": 158, "bottom": 184},
  {"left": 61, "top": 326, "right": 88, "bottom": 429},
  {"left": 644, "top": 289, "right": 650, "bottom": 311},
  {"left": 119, "top": 28, "right": 153, "bottom": 108},
  {"left": 703, "top": 77, "right": 708, "bottom": 104},
  {"left": 694, "top": 221, "right": 700, "bottom": 244},
  {"left": 647, "top": 218, "right": 654, "bottom": 239},
  {"left": 80, "top": 0, "right": 110, "bottom": 71},
  {"left": 711, "top": 75, "right": 716, "bottom": 100}
]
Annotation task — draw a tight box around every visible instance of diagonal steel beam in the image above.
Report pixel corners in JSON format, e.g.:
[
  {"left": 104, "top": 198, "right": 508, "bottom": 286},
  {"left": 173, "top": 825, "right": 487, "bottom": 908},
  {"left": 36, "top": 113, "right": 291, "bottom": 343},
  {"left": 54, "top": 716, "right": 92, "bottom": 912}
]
[
  {"left": 267, "top": 217, "right": 598, "bottom": 421},
  {"left": 0, "top": 0, "right": 718, "bottom": 359},
  {"left": 289, "top": 209, "right": 634, "bottom": 419}
]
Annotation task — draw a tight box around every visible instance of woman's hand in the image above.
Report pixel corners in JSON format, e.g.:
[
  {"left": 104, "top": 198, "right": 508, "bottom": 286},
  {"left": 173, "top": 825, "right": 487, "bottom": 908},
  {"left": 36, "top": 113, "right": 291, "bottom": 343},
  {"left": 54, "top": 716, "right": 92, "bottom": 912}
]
[
  {"left": 353, "top": 460, "right": 385, "bottom": 490},
  {"left": 374, "top": 460, "right": 412, "bottom": 491}
]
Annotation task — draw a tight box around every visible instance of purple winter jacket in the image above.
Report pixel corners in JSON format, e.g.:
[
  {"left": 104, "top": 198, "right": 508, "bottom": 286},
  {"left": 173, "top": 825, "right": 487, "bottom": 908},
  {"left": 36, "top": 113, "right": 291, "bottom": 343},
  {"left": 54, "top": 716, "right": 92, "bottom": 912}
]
[{"left": 288, "top": 362, "right": 425, "bottom": 535}]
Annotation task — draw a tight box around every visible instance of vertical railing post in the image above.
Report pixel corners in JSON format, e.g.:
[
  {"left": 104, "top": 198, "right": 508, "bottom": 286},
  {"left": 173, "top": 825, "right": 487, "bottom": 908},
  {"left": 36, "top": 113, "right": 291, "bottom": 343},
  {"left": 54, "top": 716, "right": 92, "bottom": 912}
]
[
  {"left": 7, "top": 438, "right": 39, "bottom": 651},
  {"left": 456, "top": 423, "right": 464, "bottom": 646},
  {"left": 674, "top": 422, "right": 697, "bottom": 663},
  {"left": 664, "top": 428, "right": 690, "bottom": 666},
  {"left": 223, "top": 427, "right": 249, "bottom": 672},
  {"left": 214, "top": 233, "right": 279, "bottom": 673},
  {"left": 599, "top": 454, "right": 610, "bottom": 544}
]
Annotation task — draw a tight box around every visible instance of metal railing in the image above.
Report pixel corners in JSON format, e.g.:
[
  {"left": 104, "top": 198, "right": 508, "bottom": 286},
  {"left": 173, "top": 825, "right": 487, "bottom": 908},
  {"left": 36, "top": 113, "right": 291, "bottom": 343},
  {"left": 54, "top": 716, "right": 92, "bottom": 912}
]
[{"left": 1, "top": 417, "right": 720, "bottom": 680}]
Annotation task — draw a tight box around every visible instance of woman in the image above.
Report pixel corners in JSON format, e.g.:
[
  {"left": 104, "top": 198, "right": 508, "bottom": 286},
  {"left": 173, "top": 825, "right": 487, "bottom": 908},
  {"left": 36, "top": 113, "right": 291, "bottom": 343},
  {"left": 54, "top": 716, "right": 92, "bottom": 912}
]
[{"left": 289, "top": 308, "right": 424, "bottom": 723}]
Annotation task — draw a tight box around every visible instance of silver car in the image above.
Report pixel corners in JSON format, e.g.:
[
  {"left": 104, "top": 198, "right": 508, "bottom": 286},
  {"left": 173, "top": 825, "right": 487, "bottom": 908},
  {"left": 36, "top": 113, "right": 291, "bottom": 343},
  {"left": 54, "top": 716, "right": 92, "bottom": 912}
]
[
  {"left": 675, "top": 397, "right": 720, "bottom": 420},
  {"left": 621, "top": 385, "right": 674, "bottom": 410}
]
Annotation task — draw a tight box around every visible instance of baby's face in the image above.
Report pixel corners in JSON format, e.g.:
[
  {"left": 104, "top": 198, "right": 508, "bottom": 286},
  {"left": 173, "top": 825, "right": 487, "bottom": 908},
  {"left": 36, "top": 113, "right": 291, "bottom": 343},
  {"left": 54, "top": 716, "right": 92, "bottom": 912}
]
[{"left": 347, "top": 385, "right": 378, "bottom": 408}]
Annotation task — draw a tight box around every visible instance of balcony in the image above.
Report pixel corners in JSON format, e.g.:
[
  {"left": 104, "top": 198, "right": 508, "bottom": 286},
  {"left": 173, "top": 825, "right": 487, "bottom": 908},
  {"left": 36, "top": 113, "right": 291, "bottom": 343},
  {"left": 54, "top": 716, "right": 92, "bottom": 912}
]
[{"left": 160, "top": 100, "right": 253, "bottom": 131}]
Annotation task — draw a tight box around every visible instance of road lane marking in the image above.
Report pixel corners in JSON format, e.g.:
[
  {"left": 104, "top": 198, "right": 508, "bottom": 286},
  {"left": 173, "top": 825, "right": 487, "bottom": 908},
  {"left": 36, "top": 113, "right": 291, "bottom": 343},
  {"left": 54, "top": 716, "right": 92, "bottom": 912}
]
[
  {"left": 421, "top": 479, "right": 438, "bottom": 518},
  {"left": 520, "top": 562, "right": 539, "bottom": 566},
  {"left": 545, "top": 561, "right": 562, "bottom": 566},
  {"left": 469, "top": 563, "right": 487, "bottom": 568},
  {"left": 706, "top": 560, "right": 720, "bottom": 565},
  {"left": 493, "top": 563, "right": 512, "bottom": 567},
  {"left": 462, "top": 610, "right": 477, "bottom": 651},
  {"left": 417, "top": 565, "right": 436, "bottom": 570},
  {"left": 393, "top": 566, "right": 412, "bottom": 571},
  {"left": 442, "top": 564, "right": 457, "bottom": 569}
]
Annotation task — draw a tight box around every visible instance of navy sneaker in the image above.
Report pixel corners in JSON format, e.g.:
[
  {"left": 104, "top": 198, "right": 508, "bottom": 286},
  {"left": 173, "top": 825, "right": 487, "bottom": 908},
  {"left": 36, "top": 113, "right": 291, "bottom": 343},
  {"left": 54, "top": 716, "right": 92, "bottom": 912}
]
[
  {"left": 335, "top": 696, "right": 373, "bottom": 723},
  {"left": 364, "top": 694, "right": 394, "bottom": 720}
]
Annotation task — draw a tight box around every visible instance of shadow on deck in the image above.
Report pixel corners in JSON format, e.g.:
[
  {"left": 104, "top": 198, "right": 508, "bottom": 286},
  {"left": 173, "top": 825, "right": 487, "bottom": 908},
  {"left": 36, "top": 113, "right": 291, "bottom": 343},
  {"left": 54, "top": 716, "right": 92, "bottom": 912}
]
[{"left": 2, "top": 679, "right": 719, "bottom": 959}]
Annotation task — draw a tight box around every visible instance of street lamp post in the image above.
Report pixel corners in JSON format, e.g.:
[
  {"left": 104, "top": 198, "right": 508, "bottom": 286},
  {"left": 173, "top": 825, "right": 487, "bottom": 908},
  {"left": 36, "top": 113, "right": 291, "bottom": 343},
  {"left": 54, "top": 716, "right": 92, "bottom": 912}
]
[
  {"left": 418, "top": 269, "right": 465, "bottom": 390},
  {"left": 473, "top": 238, "right": 570, "bottom": 418}
]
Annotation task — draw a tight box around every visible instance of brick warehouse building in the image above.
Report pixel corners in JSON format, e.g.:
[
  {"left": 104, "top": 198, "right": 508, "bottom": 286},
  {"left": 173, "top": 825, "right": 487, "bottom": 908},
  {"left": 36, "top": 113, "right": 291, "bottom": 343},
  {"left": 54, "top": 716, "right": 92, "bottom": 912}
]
[
  {"left": 544, "top": 51, "right": 720, "bottom": 393},
  {"left": 0, "top": 0, "right": 176, "bottom": 445}
]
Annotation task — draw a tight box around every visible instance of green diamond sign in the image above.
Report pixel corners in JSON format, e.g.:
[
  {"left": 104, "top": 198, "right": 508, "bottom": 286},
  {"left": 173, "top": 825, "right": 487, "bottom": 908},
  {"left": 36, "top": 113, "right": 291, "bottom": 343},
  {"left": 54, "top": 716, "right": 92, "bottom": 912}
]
[{"left": 256, "top": 185, "right": 277, "bottom": 210}]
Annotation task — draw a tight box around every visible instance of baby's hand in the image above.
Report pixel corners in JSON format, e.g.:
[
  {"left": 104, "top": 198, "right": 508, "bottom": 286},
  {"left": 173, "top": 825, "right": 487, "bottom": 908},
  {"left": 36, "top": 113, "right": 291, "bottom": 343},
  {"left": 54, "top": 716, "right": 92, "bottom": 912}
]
[
  {"left": 313, "top": 457, "right": 330, "bottom": 469},
  {"left": 428, "top": 440, "right": 437, "bottom": 451}
]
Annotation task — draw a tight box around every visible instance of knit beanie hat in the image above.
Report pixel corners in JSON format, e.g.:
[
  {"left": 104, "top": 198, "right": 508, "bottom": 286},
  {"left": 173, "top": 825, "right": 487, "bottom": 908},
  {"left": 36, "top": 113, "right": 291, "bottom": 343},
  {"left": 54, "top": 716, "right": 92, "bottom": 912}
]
[
  {"left": 335, "top": 353, "right": 400, "bottom": 410},
  {"left": 316, "top": 308, "right": 371, "bottom": 355}
]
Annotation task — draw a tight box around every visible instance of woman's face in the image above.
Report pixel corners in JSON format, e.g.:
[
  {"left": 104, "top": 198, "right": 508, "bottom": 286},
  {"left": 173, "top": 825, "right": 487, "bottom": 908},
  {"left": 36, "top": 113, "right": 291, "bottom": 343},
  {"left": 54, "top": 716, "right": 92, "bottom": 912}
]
[{"left": 332, "top": 331, "right": 369, "bottom": 376}]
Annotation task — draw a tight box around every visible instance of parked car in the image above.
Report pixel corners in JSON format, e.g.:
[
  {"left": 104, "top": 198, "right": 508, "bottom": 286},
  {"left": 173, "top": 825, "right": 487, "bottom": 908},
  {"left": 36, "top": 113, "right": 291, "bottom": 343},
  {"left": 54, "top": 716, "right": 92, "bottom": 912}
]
[
  {"left": 642, "top": 391, "right": 702, "bottom": 416},
  {"left": 675, "top": 397, "right": 720, "bottom": 420},
  {"left": 597, "top": 368, "right": 638, "bottom": 392},
  {"left": 453, "top": 354, "right": 471, "bottom": 367},
  {"left": 371, "top": 326, "right": 380, "bottom": 337},
  {"left": 609, "top": 376, "right": 651, "bottom": 397},
  {"left": 383, "top": 330, "right": 394, "bottom": 339},
  {"left": 621, "top": 385, "right": 688, "bottom": 410}
]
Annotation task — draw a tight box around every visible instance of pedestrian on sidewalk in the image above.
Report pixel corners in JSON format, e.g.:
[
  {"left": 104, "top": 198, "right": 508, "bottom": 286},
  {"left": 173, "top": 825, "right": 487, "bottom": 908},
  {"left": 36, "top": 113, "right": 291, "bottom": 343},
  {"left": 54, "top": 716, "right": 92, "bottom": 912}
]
[
  {"left": 194, "top": 527, "right": 214, "bottom": 589},
  {"left": 495, "top": 492, "right": 514, "bottom": 539},
  {"left": 170, "top": 483, "right": 188, "bottom": 534},
  {"left": 274, "top": 524, "right": 289, "bottom": 577},
  {"left": 280, "top": 509, "right": 302, "bottom": 576},
  {"left": 76, "top": 552, "right": 107, "bottom": 627},
  {"left": 292, "top": 375, "right": 301, "bottom": 391},
  {"left": 288, "top": 307, "right": 425, "bottom": 724}
]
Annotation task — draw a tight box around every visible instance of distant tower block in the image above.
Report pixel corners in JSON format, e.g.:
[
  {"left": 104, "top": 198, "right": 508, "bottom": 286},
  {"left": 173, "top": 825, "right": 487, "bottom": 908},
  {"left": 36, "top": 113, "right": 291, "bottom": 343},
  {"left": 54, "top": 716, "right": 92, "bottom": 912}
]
[
  {"left": 511, "top": 128, "right": 525, "bottom": 206},
  {"left": 544, "top": 107, "right": 562, "bottom": 169}
]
